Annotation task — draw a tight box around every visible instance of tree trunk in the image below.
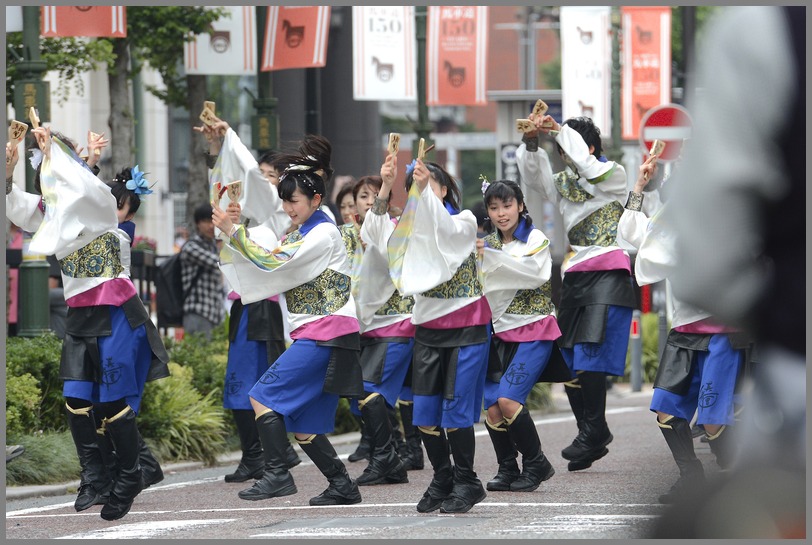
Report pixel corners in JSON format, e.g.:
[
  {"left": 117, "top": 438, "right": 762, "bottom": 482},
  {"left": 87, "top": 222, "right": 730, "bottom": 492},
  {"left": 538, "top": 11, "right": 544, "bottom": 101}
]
[
  {"left": 107, "top": 39, "right": 134, "bottom": 181},
  {"left": 185, "top": 74, "right": 209, "bottom": 229}
]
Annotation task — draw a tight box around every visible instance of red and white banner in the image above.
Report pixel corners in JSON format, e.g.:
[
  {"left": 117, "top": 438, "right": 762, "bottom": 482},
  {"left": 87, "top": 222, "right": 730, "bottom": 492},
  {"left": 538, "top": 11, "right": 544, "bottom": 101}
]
[
  {"left": 353, "top": 6, "right": 416, "bottom": 101},
  {"left": 426, "top": 6, "right": 488, "bottom": 106},
  {"left": 184, "top": 6, "right": 256, "bottom": 76},
  {"left": 261, "top": 6, "right": 330, "bottom": 71},
  {"left": 41, "top": 6, "right": 126, "bottom": 38},
  {"left": 560, "top": 6, "right": 612, "bottom": 133},
  {"left": 621, "top": 7, "right": 671, "bottom": 141}
]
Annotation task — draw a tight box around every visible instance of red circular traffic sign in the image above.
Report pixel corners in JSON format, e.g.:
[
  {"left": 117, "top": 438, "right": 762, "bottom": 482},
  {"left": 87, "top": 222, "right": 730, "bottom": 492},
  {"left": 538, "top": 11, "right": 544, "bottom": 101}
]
[{"left": 639, "top": 103, "right": 692, "bottom": 162}]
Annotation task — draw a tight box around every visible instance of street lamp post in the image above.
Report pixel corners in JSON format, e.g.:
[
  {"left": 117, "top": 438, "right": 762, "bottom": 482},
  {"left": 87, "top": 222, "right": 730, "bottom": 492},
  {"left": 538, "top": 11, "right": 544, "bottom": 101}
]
[
  {"left": 14, "top": 6, "right": 51, "bottom": 337},
  {"left": 412, "top": 6, "right": 433, "bottom": 158}
]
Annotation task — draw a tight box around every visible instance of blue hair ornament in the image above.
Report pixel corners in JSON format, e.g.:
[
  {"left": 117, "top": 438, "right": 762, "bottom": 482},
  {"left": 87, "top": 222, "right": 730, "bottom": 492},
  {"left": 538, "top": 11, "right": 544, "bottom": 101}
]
[
  {"left": 126, "top": 165, "right": 154, "bottom": 198},
  {"left": 405, "top": 159, "right": 417, "bottom": 177}
]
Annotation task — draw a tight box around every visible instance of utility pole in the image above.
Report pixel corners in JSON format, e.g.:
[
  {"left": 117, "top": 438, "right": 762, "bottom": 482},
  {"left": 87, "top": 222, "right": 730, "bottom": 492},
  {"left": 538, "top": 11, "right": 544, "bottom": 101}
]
[
  {"left": 252, "top": 7, "right": 279, "bottom": 154},
  {"left": 13, "top": 6, "right": 51, "bottom": 337},
  {"left": 412, "top": 6, "right": 433, "bottom": 158}
]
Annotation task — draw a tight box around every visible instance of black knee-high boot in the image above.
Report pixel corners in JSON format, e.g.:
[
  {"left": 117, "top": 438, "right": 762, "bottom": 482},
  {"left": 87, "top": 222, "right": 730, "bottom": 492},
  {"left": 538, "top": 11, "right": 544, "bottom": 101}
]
[
  {"left": 238, "top": 411, "right": 298, "bottom": 500},
  {"left": 506, "top": 406, "right": 555, "bottom": 492},
  {"left": 100, "top": 407, "right": 145, "bottom": 521},
  {"left": 138, "top": 432, "right": 164, "bottom": 488},
  {"left": 348, "top": 414, "right": 372, "bottom": 463},
  {"left": 484, "top": 418, "right": 520, "bottom": 491},
  {"left": 356, "top": 394, "right": 408, "bottom": 486},
  {"left": 297, "top": 434, "right": 361, "bottom": 506},
  {"left": 440, "top": 427, "right": 486, "bottom": 513},
  {"left": 658, "top": 416, "right": 705, "bottom": 503},
  {"left": 66, "top": 404, "right": 113, "bottom": 512},
  {"left": 562, "top": 371, "right": 612, "bottom": 470},
  {"left": 225, "top": 409, "right": 265, "bottom": 483},
  {"left": 416, "top": 426, "right": 454, "bottom": 513},
  {"left": 398, "top": 401, "right": 424, "bottom": 470},
  {"left": 705, "top": 425, "right": 737, "bottom": 470}
]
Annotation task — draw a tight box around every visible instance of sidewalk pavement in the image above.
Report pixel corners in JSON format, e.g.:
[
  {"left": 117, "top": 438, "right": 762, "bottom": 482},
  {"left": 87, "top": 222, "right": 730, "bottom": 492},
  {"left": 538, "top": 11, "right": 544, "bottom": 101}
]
[{"left": 6, "top": 382, "right": 653, "bottom": 502}]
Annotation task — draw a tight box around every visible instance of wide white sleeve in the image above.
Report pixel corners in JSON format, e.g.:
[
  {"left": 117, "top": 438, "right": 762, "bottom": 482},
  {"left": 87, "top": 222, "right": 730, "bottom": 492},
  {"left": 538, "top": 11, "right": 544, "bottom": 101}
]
[
  {"left": 633, "top": 210, "right": 676, "bottom": 287},
  {"left": 213, "top": 128, "right": 288, "bottom": 238},
  {"left": 515, "top": 142, "right": 557, "bottom": 202},
  {"left": 6, "top": 184, "right": 44, "bottom": 233},
  {"left": 556, "top": 125, "right": 627, "bottom": 197},
  {"left": 396, "top": 185, "right": 477, "bottom": 296},
  {"left": 360, "top": 209, "right": 395, "bottom": 250},
  {"left": 480, "top": 230, "right": 552, "bottom": 291},
  {"left": 617, "top": 208, "right": 650, "bottom": 251},
  {"left": 29, "top": 139, "right": 118, "bottom": 257},
  {"left": 220, "top": 222, "right": 335, "bottom": 303}
]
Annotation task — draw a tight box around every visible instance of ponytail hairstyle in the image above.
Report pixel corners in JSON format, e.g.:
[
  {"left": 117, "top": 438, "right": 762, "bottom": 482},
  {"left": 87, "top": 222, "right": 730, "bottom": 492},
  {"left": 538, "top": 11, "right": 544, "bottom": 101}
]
[
  {"left": 481, "top": 179, "right": 533, "bottom": 235},
  {"left": 404, "top": 160, "right": 462, "bottom": 212},
  {"left": 276, "top": 134, "right": 333, "bottom": 202}
]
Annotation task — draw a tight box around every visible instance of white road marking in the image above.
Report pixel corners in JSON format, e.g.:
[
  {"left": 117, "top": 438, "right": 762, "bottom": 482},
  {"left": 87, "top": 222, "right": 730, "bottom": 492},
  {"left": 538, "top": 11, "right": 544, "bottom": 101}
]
[{"left": 56, "top": 519, "right": 235, "bottom": 539}]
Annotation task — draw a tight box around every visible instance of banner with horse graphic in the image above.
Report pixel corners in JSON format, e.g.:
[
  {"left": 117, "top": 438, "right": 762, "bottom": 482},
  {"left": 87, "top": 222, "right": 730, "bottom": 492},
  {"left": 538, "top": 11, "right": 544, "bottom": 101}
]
[
  {"left": 426, "top": 6, "right": 489, "bottom": 106},
  {"left": 352, "top": 6, "right": 416, "bottom": 101},
  {"left": 261, "top": 6, "right": 331, "bottom": 71}
]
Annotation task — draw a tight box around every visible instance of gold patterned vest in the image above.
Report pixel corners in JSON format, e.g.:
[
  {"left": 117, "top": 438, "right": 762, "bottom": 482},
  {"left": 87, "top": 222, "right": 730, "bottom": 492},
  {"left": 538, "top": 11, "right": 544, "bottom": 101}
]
[
  {"left": 567, "top": 201, "right": 624, "bottom": 247},
  {"left": 484, "top": 232, "right": 555, "bottom": 316},
  {"left": 375, "top": 291, "right": 414, "bottom": 316},
  {"left": 283, "top": 227, "right": 352, "bottom": 315},
  {"left": 421, "top": 252, "right": 482, "bottom": 299},
  {"left": 59, "top": 232, "right": 124, "bottom": 279}
]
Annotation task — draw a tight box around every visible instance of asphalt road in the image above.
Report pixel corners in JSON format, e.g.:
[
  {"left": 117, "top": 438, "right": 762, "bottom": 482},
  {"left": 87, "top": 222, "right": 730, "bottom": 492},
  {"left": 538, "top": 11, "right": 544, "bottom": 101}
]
[{"left": 6, "top": 384, "right": 722, "bottom": 540}]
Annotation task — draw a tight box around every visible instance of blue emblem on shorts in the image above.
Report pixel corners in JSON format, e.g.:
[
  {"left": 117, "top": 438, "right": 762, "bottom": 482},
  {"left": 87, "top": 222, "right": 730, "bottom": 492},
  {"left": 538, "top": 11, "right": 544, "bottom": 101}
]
[
  {"left": 101, "top": 357, "right": 122, "bottom": 387},
  {"left": 505, "top": 362, "right": 529, "bottom": 386},
  {"left": 259, "top": 368, "right": 280, "bottom": 384},
  {"left": 698, "top": 382, "right": 718, "bottom": 408},
  {"left": 582, "top": 343, "right": 602, "bottom": 359},
  {"left": 225, "top": 372, "right": 243, "bottom": 396}
]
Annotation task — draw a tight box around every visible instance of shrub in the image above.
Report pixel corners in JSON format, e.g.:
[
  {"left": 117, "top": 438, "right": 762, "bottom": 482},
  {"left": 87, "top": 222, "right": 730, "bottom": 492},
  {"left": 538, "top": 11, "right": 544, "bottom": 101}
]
[
  {"left": 5, "top": 333, "right": 64, "bottom": 432},
  {"left": 5, "top": 430, "right": 80, "bottom": 486},
  {"left": 138, "top": 362, "right": 228, "bottom": 465},
  {"left": 5, "top": 373, "right": 42, "bottom": 438}
]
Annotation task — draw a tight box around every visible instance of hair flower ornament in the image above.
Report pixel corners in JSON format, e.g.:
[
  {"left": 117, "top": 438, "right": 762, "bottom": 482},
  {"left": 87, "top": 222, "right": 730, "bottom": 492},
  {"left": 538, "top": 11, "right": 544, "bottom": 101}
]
[
  {"left": 479, "top": 174, "right": 491, "bottom": 195},
  {"left": 126, "top": 165, "right": 154, "bottom": 198}
]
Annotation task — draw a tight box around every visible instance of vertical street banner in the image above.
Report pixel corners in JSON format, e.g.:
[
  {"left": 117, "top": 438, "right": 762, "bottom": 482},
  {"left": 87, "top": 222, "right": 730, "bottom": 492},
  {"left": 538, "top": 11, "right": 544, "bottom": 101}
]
[
  {"left": 560, "top": 6, "right": 612, "bottom": 134},
  {"left": 261, "top": 6, "right": 331, "bottom": 71},
  {"left": 353, "top": 6, "right": 416, "bottom": 101},
  {"left": 184, "top": 6, "right": 256, "bottom": 76},
  {"left": 41, "top": 6, "right": 126, "bottom": 38},
  {"left": 426, "top": 6, "right": 489, "bottom": 106},
  {"left": 621, "top": 6, "right": 671, "bottom": 140}
]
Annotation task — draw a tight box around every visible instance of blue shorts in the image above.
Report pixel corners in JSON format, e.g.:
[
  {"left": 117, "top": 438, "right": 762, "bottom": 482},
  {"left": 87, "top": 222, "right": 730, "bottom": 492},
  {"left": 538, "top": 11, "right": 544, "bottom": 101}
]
[
  {"left": 650, "top": 334, "right": 743, "bottom": 425},
  {"left": 484, "top": 340, "right": 554, "bottom": 408},
  {"left": 224, "top": 308, "right": 269, "bottom": 410},
  {"left": 248, "top": 339, "right": 339, "bottom": 435},
  {"left": 413, "top": 338, "right": 490, "bottom": 429},
  {"left": 399, "top": 385, "right": 414, "bottom": 403},
  {"left": 351, "top": 339, "right": 414, "bottom": 416},
  {"left": 561, "top": 305, "right": 632, "bottom": 376},
  {"left": 63, "top": 305, "right": 153, "bottom": 414}
]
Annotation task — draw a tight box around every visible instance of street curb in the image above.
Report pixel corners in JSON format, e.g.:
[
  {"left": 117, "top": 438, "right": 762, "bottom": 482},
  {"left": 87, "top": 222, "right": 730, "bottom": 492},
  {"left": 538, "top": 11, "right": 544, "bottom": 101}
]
[{"left": 5, "top": 430, "right": 363, "bottom": 502}]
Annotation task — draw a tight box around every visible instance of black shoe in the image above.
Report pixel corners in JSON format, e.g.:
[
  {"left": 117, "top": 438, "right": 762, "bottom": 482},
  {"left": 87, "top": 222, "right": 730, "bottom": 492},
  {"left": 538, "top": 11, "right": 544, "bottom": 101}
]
[
  {"left": 238, "top": 470, "right": 297, "bottom": 501},
  {"left": 225, "top": 460, "right": 264, "bottom": 483},
  {"left": 75, "top": 482, "right": 109, "bottom": 512},
  {"left": 99, "top": 408, "right": 145, "bottom": 521},
  {"left": 566, "top": 447, "right": 609, "bottom": 471},
  {"left": 416, "top": 473, "right": 453, "bottom": 513},
  {"left": 226, "top": 409, "right": 265, "bottom": 482},
  {"left": 298, "top": 433, "right": 363, "bottom": 506}
]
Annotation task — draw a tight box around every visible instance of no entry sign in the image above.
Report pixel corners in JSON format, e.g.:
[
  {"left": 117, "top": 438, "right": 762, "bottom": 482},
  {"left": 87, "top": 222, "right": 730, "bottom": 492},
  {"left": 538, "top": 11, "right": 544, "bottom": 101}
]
[{"left": 639, "top": 103, "right": 692, "bottom": 161}]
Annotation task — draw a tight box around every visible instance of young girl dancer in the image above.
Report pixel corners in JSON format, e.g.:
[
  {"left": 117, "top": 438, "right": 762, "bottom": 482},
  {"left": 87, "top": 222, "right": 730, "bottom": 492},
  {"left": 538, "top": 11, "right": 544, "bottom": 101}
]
[
  {"left": 385, "top": 158, "right": 491, "bottom": 514},
  {"left": 343, "top": 172, "right": 414, "bottom": 486},
  {"left": 6, "top": 127, "right": 169, "bottom": 521},
  {"left": 618, "top": 156, "right": 745, "bottom": 503},
  {"left": 516, "top": 114, "right": 636, "bottom": 471},
  {"left": 478, "top": 179, "right": 570, "bottom": 493},
  {"left": 212, "top": 136, "right": 363, "bottom": 506},
  {"left": 198, "top": 119, "right": 300, "bottom": 483}
]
